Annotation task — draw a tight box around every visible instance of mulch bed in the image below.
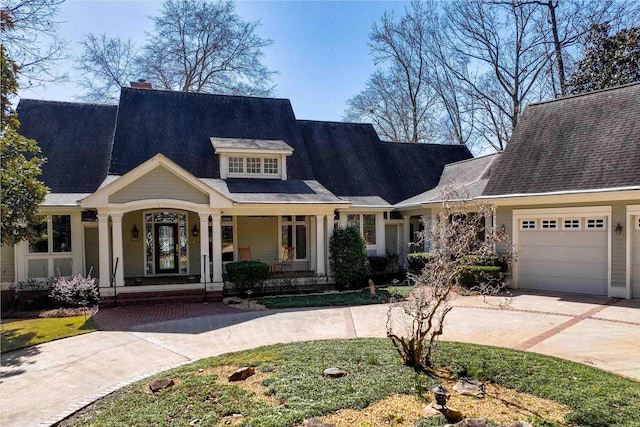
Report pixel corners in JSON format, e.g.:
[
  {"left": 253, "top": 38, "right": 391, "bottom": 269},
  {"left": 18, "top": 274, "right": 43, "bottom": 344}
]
[{"left": 1, "top": 306, "right": 99, "bottom": 320}]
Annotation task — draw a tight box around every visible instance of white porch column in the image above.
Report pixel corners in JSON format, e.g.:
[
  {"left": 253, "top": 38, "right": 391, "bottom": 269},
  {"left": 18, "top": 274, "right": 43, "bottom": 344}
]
[
  {"left": 210, "top": 213, "right": 223, "bottom": 285},
  {"left": 97, "top": 213, "right": 111, "bottom": 288},
  {"left": 376, "top": 212, "right": 385, "bottom": 256},
  {"left": 199, "top": 213, "right": 211, "bottom": 285},
  {"left": 401, "top": 216, "right": 410, "bottom": 265},
  {"left": 315, "top": 214, "right": 326, "bottom": 275},
  {"left": 110, "top": 213, "right": 124, "bottom": 287},
  {"left": 326, "top": 216, "right": 334, "bottom": 275}
]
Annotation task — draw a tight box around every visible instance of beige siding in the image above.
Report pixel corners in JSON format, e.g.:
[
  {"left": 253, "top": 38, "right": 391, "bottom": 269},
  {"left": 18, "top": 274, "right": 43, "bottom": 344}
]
[
  {"left": 84, "top": 227, "right": 100, "bottom": 280},
  {"left": 237, "top": 216, "right": 279, "bottom": 264},
  {"left": 122, "top": 212, "right": 145, "bottom": 278},
  {"left": 1, "top": 245, "right": 15, "bottom": 285},
  {"left": 495, "top": 206, "right": 513, "bottom": 255},
  {"left": 110, "top": 167, "right": 209, "bottom": 204}
]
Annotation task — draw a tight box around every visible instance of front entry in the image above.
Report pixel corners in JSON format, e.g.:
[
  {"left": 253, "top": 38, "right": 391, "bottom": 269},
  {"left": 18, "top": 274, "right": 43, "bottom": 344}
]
[{"left": 155, "top": 223, "right": 179, "bottom": 274}]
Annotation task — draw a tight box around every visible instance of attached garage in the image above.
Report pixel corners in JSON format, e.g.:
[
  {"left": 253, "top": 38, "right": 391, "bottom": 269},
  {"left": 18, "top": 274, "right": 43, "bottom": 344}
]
[
  {"left": 514, "top": 207, "right": 611, "bottom": 296},
  {"left": 631, "top": 212, "right": 640, "bottom": 299}
]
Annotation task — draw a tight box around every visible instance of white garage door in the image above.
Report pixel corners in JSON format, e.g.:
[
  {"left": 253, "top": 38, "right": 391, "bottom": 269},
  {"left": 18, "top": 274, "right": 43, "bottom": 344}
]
[
  {"left": 516, "top": 215, "right": 608, "bottom": 295},
  {"left": 633, "top": 216, "right": 640, "bottom": 298}
]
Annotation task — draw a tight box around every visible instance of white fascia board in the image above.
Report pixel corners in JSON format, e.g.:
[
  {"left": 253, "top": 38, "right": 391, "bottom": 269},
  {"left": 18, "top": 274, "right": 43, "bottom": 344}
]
[
  {"left": 513, "top": 205, "right": 612, "bottom": 217},
  {"left": 214, "top": 147, "right": 294, "bottom": 156},
  {"left": 479, "top": 186, "right": 640, "bottom": 204}
]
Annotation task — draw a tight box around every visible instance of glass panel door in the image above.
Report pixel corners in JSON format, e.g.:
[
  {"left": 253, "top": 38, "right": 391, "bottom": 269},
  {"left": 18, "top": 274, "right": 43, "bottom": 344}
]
[{"left": 155, "top": 223, "right": 179, "bottom": 274}]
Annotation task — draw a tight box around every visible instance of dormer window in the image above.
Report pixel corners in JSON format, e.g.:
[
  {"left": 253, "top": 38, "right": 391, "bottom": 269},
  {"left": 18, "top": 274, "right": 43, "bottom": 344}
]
[{"left": 212, "top": 137, "right": 293, "bottom": 180}]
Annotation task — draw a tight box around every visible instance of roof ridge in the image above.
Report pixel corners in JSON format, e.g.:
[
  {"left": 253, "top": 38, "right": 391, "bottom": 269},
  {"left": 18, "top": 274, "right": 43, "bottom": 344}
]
[
  {"left": 18, "top": 98, "right": 118, "bottom": 108},
  {"left": 443, "top": 152, "right": 500, "bottom": 167},
  {"left": 121, "top": 87, "right": 292, "bottom": 103},
  {"left": 528, "top": 82, "right": 640, "bottom": 108}
]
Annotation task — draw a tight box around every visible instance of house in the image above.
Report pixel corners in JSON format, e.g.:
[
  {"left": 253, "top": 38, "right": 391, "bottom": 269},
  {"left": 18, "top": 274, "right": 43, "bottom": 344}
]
[
  {"left": 0, "top": 87, "right": 471, "bottom": 303},
  {"left": 1, "top": 83, "right": 638, "bottom": 301},
  {"left": 396, "top": 82, "right": 640, "bottom": 299}
]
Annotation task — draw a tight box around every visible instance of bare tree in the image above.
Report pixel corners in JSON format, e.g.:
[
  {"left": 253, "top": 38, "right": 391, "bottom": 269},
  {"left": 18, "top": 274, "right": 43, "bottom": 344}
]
[
  {"left": 443, "top": 0, "right": 550, "bottom": 151},
  {"left": 76, "top": 0, "right": 275, "bottom": 102},
  {"left": 138, "top": 0, "right": 274, "bottom": 96},
  {"left": 1, "top": 0, "right": 68, "bottom": 87},
  {"left": 345, "top": 1, "right": 439, "bottom": 143},
  {"left": 387, "top": 187, "right": 513, "bottom": 370},
  {"left": 76, "top": 34, "right": 137, "bottom": 103}
]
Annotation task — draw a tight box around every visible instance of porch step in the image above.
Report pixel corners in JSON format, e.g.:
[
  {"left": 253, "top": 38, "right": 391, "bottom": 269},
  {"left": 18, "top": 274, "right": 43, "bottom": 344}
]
[{"left": 100, "top": 289, "right": 222, "bottom": 307}]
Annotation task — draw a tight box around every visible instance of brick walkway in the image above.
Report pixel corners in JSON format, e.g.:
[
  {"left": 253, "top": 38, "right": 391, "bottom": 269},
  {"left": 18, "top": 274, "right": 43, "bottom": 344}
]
[{"left": 93, "top": 302, "right": 243, "bottom": 330}]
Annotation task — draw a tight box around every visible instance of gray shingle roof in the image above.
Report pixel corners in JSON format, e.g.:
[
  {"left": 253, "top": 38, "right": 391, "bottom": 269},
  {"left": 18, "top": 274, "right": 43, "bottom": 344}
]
[
  {"left": 483, "top": 83, "right": 640, "bottom": 196},
  {"left": 399, "top": 154, "right": 499, "bottom": 206},
  {"left": 16, "top": 99, "right": 117, "bottom": 193},
  {"left": 210, "top": 137, "right": 293, "bottom": 152},
  {"left": 109, "top": 88, "right": 315, "bottom": 179},
  {"left": 298, "top": 120, "right": 473, "bottom": 204}
]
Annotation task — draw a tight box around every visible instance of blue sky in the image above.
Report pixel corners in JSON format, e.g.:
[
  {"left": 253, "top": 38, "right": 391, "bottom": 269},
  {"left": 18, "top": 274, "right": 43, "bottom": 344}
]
[{"left": 20, "top": 0, "right": 410, "bottom": 121}]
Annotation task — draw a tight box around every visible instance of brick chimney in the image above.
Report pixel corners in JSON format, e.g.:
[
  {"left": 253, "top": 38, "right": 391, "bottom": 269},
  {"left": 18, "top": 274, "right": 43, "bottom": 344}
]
[{"left": 130, "top": 79, "right": 152, "bottom": 89}]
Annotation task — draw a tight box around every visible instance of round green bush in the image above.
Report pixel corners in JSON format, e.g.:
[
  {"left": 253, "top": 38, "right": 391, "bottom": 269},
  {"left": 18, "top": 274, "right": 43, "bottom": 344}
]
[{"left": 329, "top": 226, "right": 368, "bottom": 290}]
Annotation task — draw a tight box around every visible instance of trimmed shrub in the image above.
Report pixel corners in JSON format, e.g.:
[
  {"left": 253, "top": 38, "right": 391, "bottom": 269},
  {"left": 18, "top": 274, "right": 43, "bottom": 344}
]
[
  {"left": 50, "top": 273, "right": 99, "bottom": 307},
  {"left": 225, "top": 261, "right": 270, "bottom": 294},
  {"left": 368, "top": 256, "right": 388, "bottom": 275},
  {"left": 406, "top": 252, "right": 435, "bottom": 274},
  {"left": 461, "top": 253, "right": 509, "bottom": 272},
  {"left": 458, "top": 265, "right": 503, "bottom": 289},
  {"left": 329, "top": 226, "right": 368, "bottom": 290}
]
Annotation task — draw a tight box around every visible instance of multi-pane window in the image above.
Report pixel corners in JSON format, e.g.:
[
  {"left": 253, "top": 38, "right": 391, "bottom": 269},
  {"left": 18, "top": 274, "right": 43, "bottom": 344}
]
[
  {"left": 264, "top": 158, "right": 279, "bottom": 174},
  {"left": 346, "top": 213, "right": 376, "bottom": 246},
  {"left": 541, "top": 219, "right": 557, "bottom": 229},
  {"left": 281, "top": 215, "right": 307, "bottom": 260},
  {"left": 563, "top": 219, "right": 581, "bottom": 229},
  {"left": 246, "top": 157, "right": 261, "bottom": 174},
  {"left": 521, "top": 220, "right": 536, "bottom": 230},
  {"left": 363, "top": 214, "right": 376, "bottom": 245},
  {"left": 636, "top": 217, "right": 640, "bottom": 230},
  {"left": 29, "top": 215, "right": 72, "bottom": 253},
  {"left": 221, "top": 216, "right": 234, "bottom": 262},
  {"left": 229, "top": 157, "right": 244, "bottom": 174},
  {"left": 227, "top": 156, "right": 280, "bottom": 177},
  {"left": 586, "top": 218, "right": 605, "bottom": 229}
]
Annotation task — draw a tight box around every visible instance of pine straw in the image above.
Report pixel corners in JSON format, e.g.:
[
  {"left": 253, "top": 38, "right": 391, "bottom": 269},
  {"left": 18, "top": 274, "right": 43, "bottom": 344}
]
[{"left": 194, "top": 366, "right": 569, "bottom": 427}]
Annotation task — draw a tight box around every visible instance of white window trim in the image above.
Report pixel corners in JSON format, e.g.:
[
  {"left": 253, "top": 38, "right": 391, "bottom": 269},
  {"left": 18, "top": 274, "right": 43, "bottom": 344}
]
[
  {"left": 220, "top": 154, "right": 286, "bottom": 180},
  {"left": 562, "top": 218, "right": 581, "bottom": 230},
  {"left": 586, "top": 217, "right": 607, "bottom": 230},
  {"left": 520, "top": 219, "right": 537, "bottom": 230},
  {"left": 540, "top": 219, "right": 558, "bottom": 230},
  {"left": 220, "top": 215, "right": 237, "bottom": 264}
]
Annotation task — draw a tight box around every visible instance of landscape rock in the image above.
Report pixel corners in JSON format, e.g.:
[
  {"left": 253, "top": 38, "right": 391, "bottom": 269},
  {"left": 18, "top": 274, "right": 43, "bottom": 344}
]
[
  {"left": 453, "top": 377, "right": 486, "bottom": 397},
  {"left": 508, "top": 422, "right": 533, "bottom": 427},
  {"left": 149, "top": 378, "right": 174, "bottom": 393},
  {"left": 223, "top": 297, "right": 243, "bottom": 305},
  {"left": 443, "top": 408, "right": 463, "bottom": 423},
  {"left": 322, "top": 368, "right": 348, "bottom": 378},
  {"left": 302, "top": 417, "right": 335, "bottom": 427},
  {"left": 228, "top": 367, "right": 255, "bottom": 382},
  {"left": 421, "top": 402, "right": 443, "bottom": 418}
]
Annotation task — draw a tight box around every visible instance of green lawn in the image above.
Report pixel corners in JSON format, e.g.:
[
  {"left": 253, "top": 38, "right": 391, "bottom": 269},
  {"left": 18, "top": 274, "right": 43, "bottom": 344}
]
[
  {"left": 258, "top": 286, "right": 409, "bottom": 309},
  {"left": 59, "top": 339, "right": 640, "bottom": 427},
  {"left": 1, "top": 315, "right": 99, "bottom": 352}
]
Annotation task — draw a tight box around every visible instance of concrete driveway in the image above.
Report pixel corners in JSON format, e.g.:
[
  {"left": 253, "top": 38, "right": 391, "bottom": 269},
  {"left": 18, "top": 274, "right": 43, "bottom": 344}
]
[{"left": 1, "top": 291, "right": 639, "bottom": 427}]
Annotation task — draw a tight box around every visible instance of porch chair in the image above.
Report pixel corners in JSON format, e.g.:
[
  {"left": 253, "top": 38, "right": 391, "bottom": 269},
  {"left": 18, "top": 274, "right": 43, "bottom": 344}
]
[
  {"left": 273, "top": 246, "right": 295, "bottom": 273},
  {"left": 239, "top": 247, "right": 256, "bottom": 262}
]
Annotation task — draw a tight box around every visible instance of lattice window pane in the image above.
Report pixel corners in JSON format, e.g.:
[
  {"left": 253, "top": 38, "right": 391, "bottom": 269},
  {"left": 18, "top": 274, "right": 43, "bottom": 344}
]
[
  {"left": 587, "top": 218, "right": 605, "bottom": 229},
  {"left": 541, "top": 219, "right": 557, "bottom": 229},
  {"left": 264, "top": 158, "right": 279, "bottom": 174},
  {"left": 246, "top": 157, "right": 261, "bottom": 174},
  {"left": 521, "top": 220, "right": 536, "bottom": 230},
  {"left": 563, "top": 219, "right": 580, "bottom": 229},
  {"left": 229, "top": 156, "right": 244, "bottom": 174}
]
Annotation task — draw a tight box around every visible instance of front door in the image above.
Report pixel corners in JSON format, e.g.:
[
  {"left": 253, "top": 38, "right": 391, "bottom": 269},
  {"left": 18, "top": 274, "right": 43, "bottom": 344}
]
[{"left": 155, "top": 223, "right": 179, "bottom": 274}]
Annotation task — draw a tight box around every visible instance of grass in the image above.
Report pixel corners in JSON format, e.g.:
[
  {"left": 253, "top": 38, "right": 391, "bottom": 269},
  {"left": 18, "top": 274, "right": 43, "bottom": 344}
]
[
  {"left": 257, "top": 286, "right": 409, "bottom": 309},
  {"left": 60, "top": 339, "right": 640, "bottom": 427},
  {"left": 0, "top": 315, "right": 99, "bottom": 352}
]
